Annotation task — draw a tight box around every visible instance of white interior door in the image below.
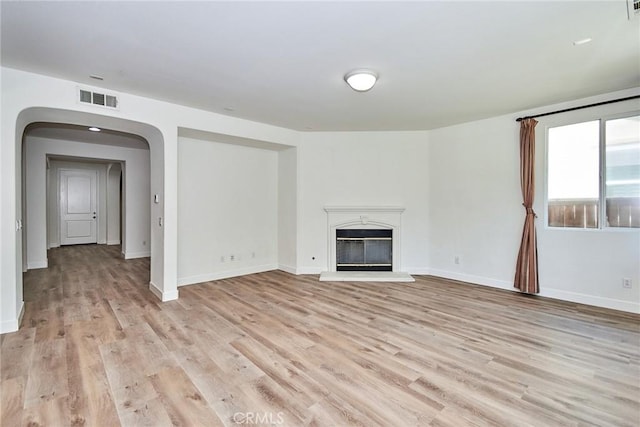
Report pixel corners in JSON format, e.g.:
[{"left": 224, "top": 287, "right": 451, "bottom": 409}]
[{"left": 60, "top": 169, "right": 98, "bottom": 245}]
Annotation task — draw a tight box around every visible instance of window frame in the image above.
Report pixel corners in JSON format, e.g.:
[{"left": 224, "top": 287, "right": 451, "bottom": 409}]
[{"left": 544, "top": 110, "right": 640, "bottom": 232}]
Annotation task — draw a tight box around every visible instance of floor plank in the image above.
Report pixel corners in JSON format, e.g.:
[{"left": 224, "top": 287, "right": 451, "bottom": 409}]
[
  {"left": 1, "top": 376, "right": 26, "bottom": 426},
  {"left": 23, "top": 338, "right": 68, "bottom": 408}
]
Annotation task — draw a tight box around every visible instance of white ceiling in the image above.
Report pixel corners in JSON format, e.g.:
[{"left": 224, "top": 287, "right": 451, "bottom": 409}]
[{"left": 2, "top": 1, "right": 639, "bottom": 131}]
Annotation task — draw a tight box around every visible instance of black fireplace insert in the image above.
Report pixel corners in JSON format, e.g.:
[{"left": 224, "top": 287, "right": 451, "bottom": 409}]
[{"left": 336, "top": 229, "right": 392, "bottom": 271}]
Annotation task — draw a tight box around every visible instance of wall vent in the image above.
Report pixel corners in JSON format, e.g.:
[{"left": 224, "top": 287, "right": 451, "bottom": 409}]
[
  {"left": 78, "top": 87, "right": 119, "bottom": 109},
  {"left": 628, "top": 0, "right": 640, "bottom": 19}
]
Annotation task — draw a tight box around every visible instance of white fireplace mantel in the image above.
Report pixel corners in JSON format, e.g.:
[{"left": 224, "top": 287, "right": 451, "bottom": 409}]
[
  {"left": 321, "top": 206, "right": 413, "bottom": 281},
  {"left": 323, "top": 206, "right": 406, "bottom": 215}
]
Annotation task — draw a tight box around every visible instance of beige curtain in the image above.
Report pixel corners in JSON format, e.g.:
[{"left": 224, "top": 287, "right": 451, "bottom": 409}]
[{"left": 514, "top": 118, "right": 539, "bottom": 294}]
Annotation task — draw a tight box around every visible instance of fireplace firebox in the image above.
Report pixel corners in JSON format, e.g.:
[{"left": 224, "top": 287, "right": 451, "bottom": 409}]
[{"left": 336, "top": 229, "right": 392, "bottom": 271}]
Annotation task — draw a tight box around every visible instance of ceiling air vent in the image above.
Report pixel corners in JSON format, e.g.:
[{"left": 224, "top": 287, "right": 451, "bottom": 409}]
[
  {"left": 628, "top": 0, "right": 640, "bottom": 19},
  {"left": 78, "top": 88, "right": 119, "bottom": 109}
]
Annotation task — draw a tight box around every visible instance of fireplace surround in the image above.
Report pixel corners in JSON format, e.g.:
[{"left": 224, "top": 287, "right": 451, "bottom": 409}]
[{"left": 320, "top": 206, "right": 413, "bottom": 282}]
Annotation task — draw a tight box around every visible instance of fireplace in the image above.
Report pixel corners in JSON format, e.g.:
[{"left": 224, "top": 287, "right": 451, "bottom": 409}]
[
  {"left": 321, "top": 206, "right": 413, "bottom": 281},
  {"left": 323, "top": 206, "right": 404, "bottom": 272},
  {"left": 336, "top": 229, "right": 392, "bottom": 271}
]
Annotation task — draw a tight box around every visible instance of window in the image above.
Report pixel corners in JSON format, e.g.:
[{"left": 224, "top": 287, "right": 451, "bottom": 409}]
[{"left": 547, "top": 114, "right": 640, "bottom": 229}]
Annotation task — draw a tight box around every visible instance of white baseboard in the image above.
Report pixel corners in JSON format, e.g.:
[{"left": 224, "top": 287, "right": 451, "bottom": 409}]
[
  {"left": 27, "top": 260, "right": 48, "bottom": 270},
  {"left": 277, "top": 264, "right": 298, "bottom": 274},
  {"left": 295, "top": 266, "right": 324, "bottom": 275},
  {"left": 0, "top": 301, "right": 24, "bottom": 334},
  {"left": 538, "top": 288, "right": 640, "bottom": 314},
  {"left": 0, "top": 318, "right": 19, "bottom": 334},
  {"left": 149, "top": 281, "right": 179, "bottom": 302},
  {"left": 48, "top": 243, "right": 60, "bottom": 249},
  {"left": 182, "top": 260, "right": 638, "bottom": 314},
  {"left": 424, "top": 268, "right": 640, "bottom": 314},
  {"left": 178, "top": 264, "right": 279, "bottom": 287},
  {"left": 123, "top": 250, "right": 151, "bottom": 260},
  {"left": 407, "top": 267, "right": 432, "bottom": 275},
  {"left": 18, "top": 301, "right": 24, "bottom": 328},
  {"left": 107, "top": 239, "right": 121, "bottom": 245},
  {"left": 426, "top": 268, "right": 513, "bottom": 290}
]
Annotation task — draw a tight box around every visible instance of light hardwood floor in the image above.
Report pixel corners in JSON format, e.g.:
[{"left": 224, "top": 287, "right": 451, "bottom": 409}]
[{"left": 1, "top": 244, "right": 639, "bottom": 426}]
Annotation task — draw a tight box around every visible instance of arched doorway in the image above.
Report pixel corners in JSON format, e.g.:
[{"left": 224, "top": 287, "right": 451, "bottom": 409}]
[{"left": 5, "top": 106, "right": 171, "bottom": 332}]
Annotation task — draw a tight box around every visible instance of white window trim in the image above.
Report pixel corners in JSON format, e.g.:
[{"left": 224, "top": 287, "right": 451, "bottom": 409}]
[{"left": 543, "top": 110, "right": 640, "bottom": 232}]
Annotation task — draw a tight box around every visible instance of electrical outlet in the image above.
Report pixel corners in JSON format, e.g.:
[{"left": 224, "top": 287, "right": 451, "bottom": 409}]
[
  {"left": 230, "top": 254, "right": 235, "bottom": 261},
  {"left": 454, "top": 255, "right": 460, "bottom": 265},
  {"left": 220, "top": 256, "right": 225, "bottom": 263},
  {"left": 623, "top": 278, "right": 632, "bottom": 288}
]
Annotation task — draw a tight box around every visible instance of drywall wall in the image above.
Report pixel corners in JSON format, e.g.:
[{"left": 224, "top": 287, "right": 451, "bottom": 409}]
[
  {"left": 177, "top": 136, "right": 279, "bottom": 285},
  {"left": 427, "top": 116, "right": 524, "bottom": 284},
  {"left": 427, "top": 89, "right": 640, "bottom": 312},
  {"left": 278, "top": 147, "right": 298, "bottom": 273},
  {"left": 107, "top": 163, "right": 122, "bottom": 245},
  {"left": 25, "top": 135, "right": 150, "bottom": 267},
  {"left": 296, "top": 131, "right": 430, "bottom": 274}
]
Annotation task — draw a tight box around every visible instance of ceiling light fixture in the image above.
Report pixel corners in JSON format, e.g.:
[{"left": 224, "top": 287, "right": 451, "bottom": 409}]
[
  {"left": 88, "top": 127, "right": 101, "bottom": 132},
  {"left": 344, "top": 70, "right": 378, "bottom": 92},
  {"left": 89, "top": 75, "right": 104, "bottom": 80}
]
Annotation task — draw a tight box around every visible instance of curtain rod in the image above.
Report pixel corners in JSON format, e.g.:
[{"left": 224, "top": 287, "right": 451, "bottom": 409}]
[{"left": 515, "top": 95, "right": 640, "bottom": 122}]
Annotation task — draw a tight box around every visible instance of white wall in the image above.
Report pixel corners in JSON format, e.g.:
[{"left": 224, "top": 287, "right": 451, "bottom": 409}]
[
  {"left": 278, "top": 147, "right": 298, "bottom": 273},
  {"left": 107, "top": 163, "right": 122, "bottom": 245},
  {"left": 25, "top": 136, "right": 150, "bottom": 267},
  {"left": 177, "top": 136, "right": 279, "bottom": 285},
  {"left": 296, "top": 131, "right": 431, "bottom": 274},
  {"left": 427, "top": 89, "right": 640, "bottom": 313},
  {"left": 427, "top": 116, "right": 522, "bottom": 286}
]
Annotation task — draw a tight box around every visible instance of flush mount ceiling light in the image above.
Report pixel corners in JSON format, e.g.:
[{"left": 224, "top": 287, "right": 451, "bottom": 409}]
[
  {"left": 88, "top": 126, "right": 101, "bottom": 132},
  {"left": 344, "top": 70, "right": 378, "bottom": 92}
]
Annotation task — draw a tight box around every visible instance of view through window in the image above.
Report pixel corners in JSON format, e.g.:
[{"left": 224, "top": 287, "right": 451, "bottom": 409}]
[{"left": 547, "top": 114, "right": 640, "bottom": 229}]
